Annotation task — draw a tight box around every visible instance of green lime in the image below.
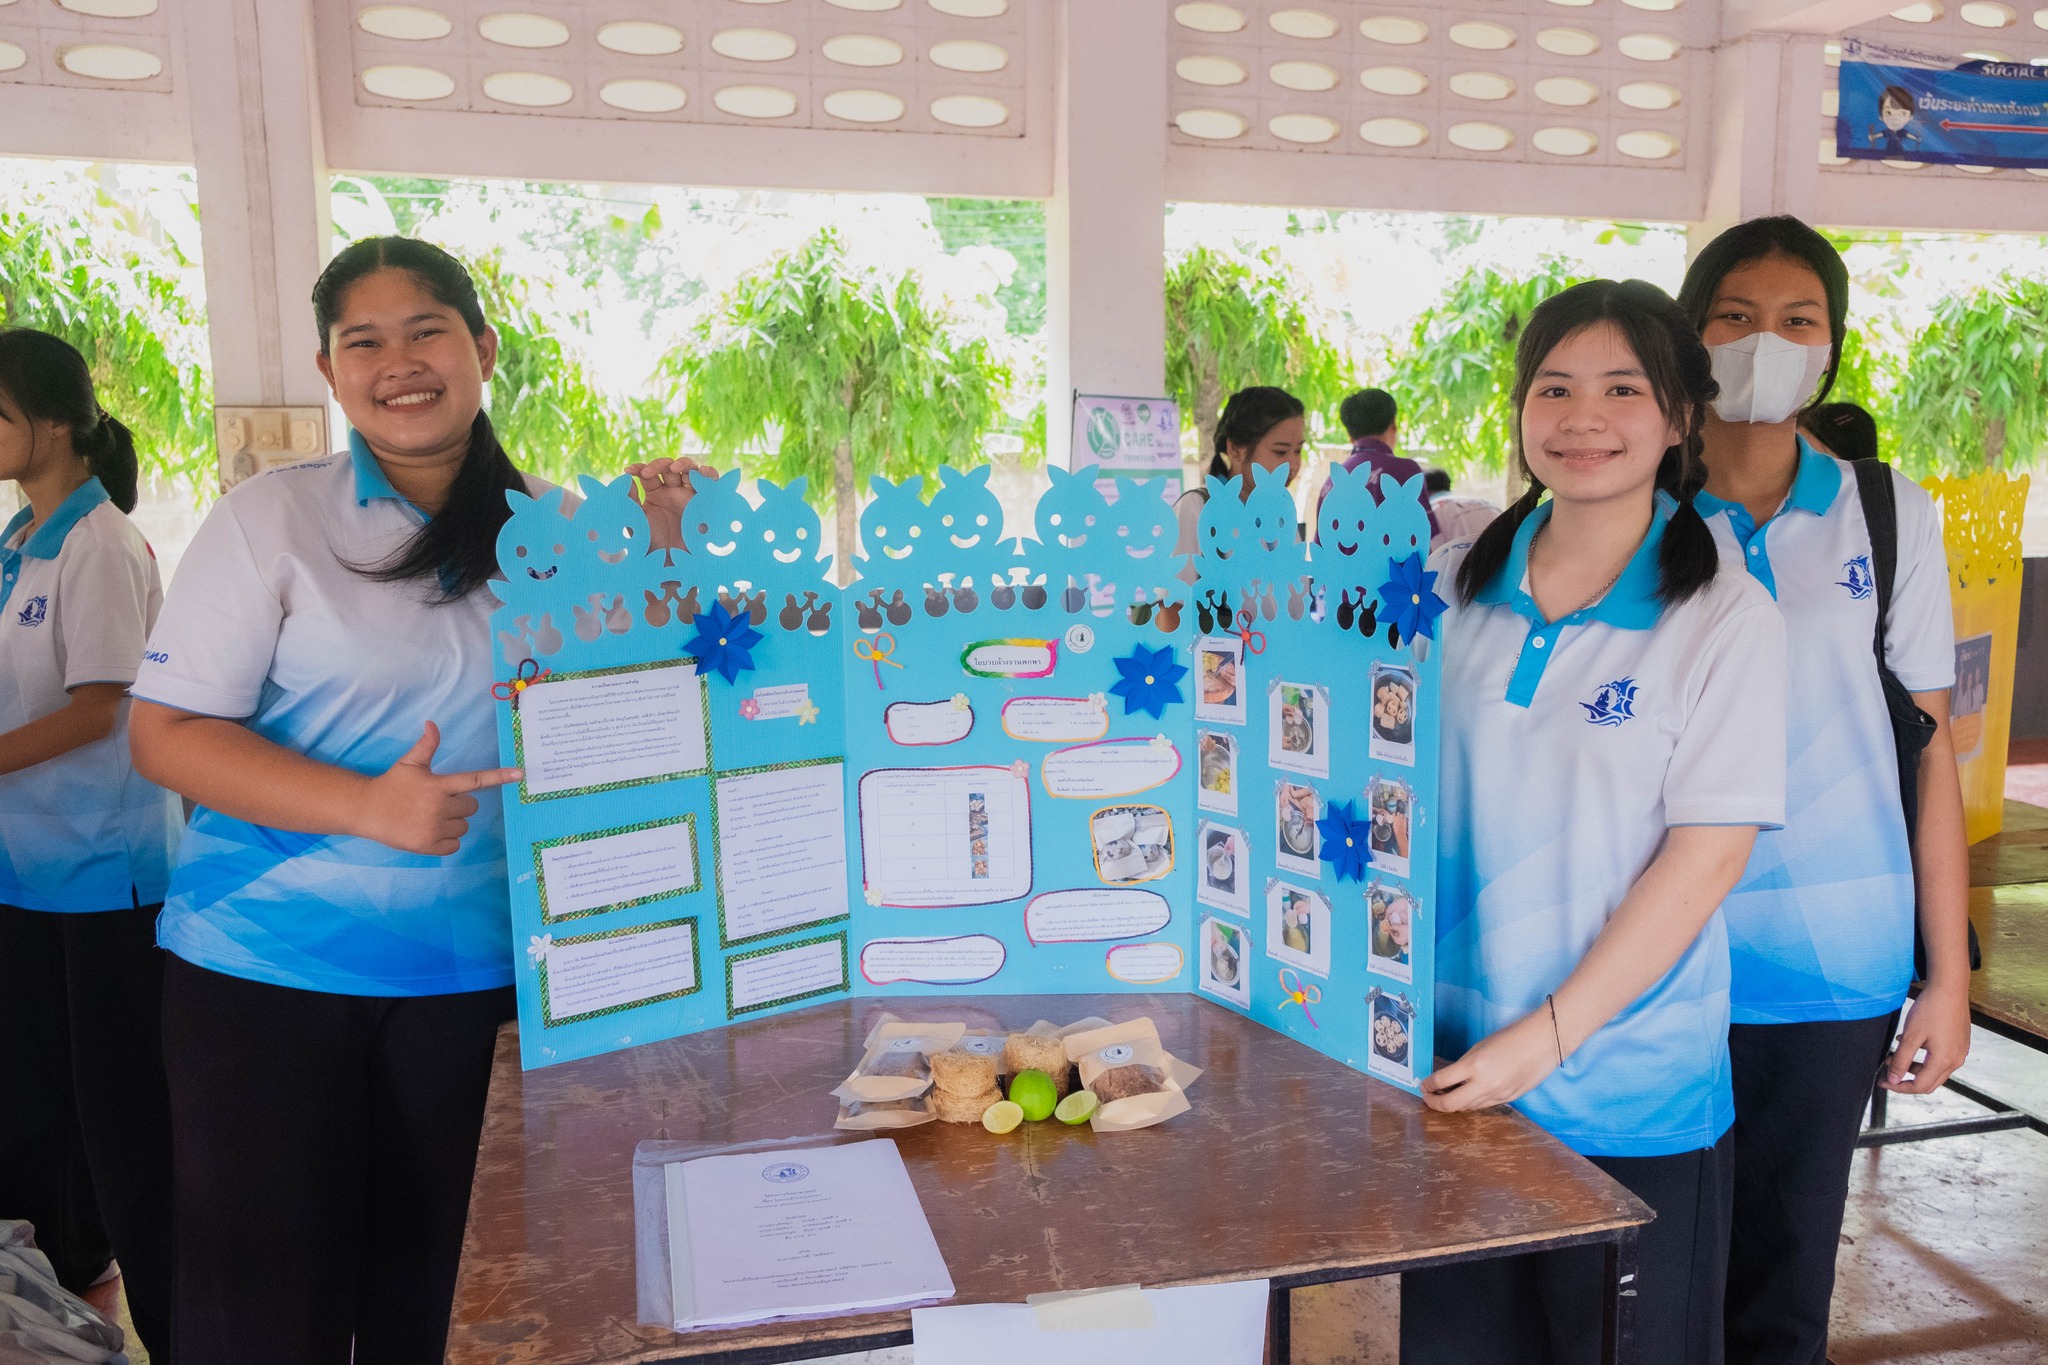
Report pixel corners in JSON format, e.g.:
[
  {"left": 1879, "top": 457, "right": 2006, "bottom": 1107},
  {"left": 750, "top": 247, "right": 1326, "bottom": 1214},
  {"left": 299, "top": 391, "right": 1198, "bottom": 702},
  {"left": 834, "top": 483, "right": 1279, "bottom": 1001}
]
[
  {"left": 1054, "top": 1089, "right": 1099, "bottom": 1126},
  {"left": 1008, "top": 1068, "right": 1058, "bottom": 1122},
  {"left": 982, "top": 1099, "right": 1025, "bottom": 1134}
]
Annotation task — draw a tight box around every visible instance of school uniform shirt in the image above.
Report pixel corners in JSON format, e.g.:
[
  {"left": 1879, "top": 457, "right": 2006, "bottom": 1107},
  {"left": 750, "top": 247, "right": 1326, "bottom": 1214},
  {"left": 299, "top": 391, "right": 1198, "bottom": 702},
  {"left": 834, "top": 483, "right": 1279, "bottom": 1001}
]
[
  {"left": 134, "top": 434, "right": 539, "bottom": 996},
  {"left": 1696, "top": 441, "right": 1954, "bottom": 1025},
  {"left": 0, "top": 478, "right": 179, "bottom": 912},
  {"left": 1434, "top": 497, "right": 1788, "bottom": 1158}
]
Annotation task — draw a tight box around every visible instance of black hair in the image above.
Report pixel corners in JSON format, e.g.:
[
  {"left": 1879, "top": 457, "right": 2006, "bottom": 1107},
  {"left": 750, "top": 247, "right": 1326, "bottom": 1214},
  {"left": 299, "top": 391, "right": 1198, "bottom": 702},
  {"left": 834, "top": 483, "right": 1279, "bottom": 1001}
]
[
  {"left": 1206, "top": 385, "right": 1306, "bottom": 480},
  {"left": 1880, "top": 85, "right": 1916, "bottom": 115},
  {"left": 1456, "top": 279, "right": 1721, "bottom": 610},
  {"left": 1339, "top": 388, "right": 1398, "bottom": 441},
  {"left": 1422, "top": 467, "right": 1451, "bottom": 495},
  {"left": 312, "top": 236, "right": 524, "bottom": 602},
  {"left": 1676, "top": 214, "right": 1850, "bottom": 412},
  {"left": 0, "top": 328, "right": 140, "bottom": 513},
  {"left": 1800, "top": 400, "right": 1879, "bottom": 463}
]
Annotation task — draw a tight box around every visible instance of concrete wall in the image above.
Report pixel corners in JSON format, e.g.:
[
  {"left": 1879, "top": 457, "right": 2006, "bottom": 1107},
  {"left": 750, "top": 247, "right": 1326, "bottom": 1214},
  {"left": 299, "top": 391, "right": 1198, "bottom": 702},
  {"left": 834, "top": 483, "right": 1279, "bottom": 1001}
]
[{"left": 2014, "top": 559, "right": 2048, "bottom": 743}]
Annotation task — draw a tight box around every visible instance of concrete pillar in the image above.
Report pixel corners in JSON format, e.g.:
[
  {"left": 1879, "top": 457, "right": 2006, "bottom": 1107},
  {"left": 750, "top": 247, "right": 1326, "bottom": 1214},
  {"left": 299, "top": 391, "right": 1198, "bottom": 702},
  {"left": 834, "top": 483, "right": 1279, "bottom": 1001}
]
[
  {"left": 1689, "top": 32, "right": 1829, "bottom": 257},
  {"left": 1044, "top": 0, "right": 1170, "bottom": 470}
]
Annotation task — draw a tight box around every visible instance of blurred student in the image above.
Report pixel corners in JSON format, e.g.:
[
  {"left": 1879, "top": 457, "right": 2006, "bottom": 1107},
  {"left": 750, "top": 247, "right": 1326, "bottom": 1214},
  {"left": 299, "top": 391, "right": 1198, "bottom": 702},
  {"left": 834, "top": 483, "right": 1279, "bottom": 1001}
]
[
  {"left": 1423, "top": 466, "right": 1501, "bottom": 548},
  {"left": 1326, "top": 388, "right": 1438, "bottom": 538},
  {"left": 1173, "top": 386, "right": 1307, "bottom": 570}
]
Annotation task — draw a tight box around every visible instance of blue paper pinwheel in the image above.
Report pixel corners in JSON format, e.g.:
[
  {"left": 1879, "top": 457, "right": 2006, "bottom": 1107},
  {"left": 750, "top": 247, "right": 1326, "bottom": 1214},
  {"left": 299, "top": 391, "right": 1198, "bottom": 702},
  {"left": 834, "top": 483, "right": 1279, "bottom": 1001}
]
[
  {"left": 683, "top": 601, "right": 762, "bottom": 684},
  {"left": 1317, "top": 799, "right": 1374, "bottom": 883},
  {"left": 1376, "top": 552, "right": 1449, "bottom": 644},
  {"left": 1108, "top": 642, "right": 1188, "bottom": 719}
]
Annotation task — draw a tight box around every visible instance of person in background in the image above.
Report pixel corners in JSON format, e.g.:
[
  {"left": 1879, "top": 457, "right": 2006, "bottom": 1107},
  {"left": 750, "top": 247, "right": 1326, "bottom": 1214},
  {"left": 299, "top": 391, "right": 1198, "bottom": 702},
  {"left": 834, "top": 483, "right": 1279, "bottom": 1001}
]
[
  {"left": 1326, "top": 387, "right": 1439, "bottom": 539},
  {"left": 0, "top": 328, "right": 180, "bottom": 1362},
  {"left": 1173, "top": 386, "right": 1307, "bottom": 574},
  {"left": 1423, "top": 466, "right": 1501, "bottom": 549},
  {"left": 1798, "top": 400, "right": 1879, "bottom": 463}
]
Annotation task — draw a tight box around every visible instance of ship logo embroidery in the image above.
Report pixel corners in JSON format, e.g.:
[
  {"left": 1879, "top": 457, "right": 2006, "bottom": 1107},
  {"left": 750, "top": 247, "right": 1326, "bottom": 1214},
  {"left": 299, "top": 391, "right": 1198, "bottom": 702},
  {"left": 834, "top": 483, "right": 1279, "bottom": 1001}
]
[
  {"left": 1582, "top": 677, "right": 1638, "bottom": 727},
  {"left": 1838, "top": 555, "right": 1874, "bottom": 601}
]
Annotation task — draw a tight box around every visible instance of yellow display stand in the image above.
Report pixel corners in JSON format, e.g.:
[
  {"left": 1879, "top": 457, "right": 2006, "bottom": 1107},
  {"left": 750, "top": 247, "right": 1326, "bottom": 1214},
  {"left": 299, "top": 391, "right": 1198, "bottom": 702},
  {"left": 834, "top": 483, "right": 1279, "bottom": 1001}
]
[{"left": 1922, "top": 469, "right": 2030, "bottom": 844}]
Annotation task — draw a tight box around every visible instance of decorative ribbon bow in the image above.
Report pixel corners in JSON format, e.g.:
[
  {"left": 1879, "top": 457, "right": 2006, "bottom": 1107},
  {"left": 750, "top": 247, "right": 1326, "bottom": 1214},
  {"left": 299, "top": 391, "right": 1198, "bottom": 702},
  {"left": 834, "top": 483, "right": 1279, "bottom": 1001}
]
[
  {"left": 1234, "top": 607, "right": 1269, "bottom": 656},
  {"left": 491, "top": 658, "right": 550, "bottom": 710},
  {"left": 1278, "top": 968, "right": 1322, "bottom": 1028},
  {"left": 853, "top": 632, "right": 903, "bottom": 690}
]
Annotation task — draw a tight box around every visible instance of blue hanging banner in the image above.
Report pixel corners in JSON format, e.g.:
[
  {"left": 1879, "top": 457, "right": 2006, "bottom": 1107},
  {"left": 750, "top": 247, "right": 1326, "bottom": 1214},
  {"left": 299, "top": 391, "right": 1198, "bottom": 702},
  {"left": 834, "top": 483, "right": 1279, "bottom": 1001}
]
[{"left": 1836, "top": 37, "right": 2048, "bottom": 169}]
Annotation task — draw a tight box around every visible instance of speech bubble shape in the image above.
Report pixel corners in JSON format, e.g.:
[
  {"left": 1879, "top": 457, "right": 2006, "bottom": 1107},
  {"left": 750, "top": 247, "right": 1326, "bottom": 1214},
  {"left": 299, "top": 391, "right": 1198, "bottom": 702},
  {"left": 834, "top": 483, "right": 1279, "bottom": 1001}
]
[
  {"left": 1042, "top": 738, "right": 1182, "bottom": 799},
  {"left": 1105, "top": 942, "right": 1186, "bottom": 985},
  {"left": 962, "top": 639, "right": 1058, "bottom": 678},
  {"left": 859, "top": 934, "right": 1008, "bottom": 986},
  {"left": 1002, "top": 696, "right": 1109, "bottom": 743},
  {"left": 1024, "top": 888, "right": 1172, "bottom": 944},
  {"left": 884, "top": 699, "right": 974, "bottom": 746}
]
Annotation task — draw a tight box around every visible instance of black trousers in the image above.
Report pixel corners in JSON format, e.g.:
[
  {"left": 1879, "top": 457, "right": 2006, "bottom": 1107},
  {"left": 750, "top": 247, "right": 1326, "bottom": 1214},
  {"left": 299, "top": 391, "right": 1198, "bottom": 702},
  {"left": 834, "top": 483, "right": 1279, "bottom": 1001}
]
[
  {"left": 160, "top": 956, "right": 513, "bottom": 1365},
  {"left": 1401, "top": 1128, "right": 1736, "bottom": 1365},
  {"left": 1724, "top": 1013, "right": 1898, "bottom": 1365},
  {"left": 0, "top": 900, "right": 174, "bottom": 1361}
]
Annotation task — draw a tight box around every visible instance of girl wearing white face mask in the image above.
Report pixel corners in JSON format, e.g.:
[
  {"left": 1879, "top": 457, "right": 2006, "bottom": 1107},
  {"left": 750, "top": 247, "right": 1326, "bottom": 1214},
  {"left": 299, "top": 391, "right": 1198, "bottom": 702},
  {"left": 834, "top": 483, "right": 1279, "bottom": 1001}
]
[{"left": 1678, "top": 216, "right": 1972, "bottom": 1365}]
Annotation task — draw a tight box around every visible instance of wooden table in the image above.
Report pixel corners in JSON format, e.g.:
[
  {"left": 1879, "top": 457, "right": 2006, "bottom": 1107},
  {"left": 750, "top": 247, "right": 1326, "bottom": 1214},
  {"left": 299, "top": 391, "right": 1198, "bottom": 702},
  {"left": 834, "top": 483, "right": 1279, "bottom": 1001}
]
[{"left": 448, "top": 994, "right": 1652, "bottom": 1365}]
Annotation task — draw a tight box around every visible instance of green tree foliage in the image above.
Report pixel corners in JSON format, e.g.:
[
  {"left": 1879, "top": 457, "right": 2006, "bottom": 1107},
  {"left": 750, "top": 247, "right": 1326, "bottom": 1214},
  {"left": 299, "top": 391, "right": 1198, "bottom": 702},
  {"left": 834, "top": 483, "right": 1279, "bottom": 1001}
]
[
  {"left": 663, "top": 228, "right": 1012, "bottom": 579},
  {"left": 0, "top": 171, "right": 214, "bottom": 489},
  {"left": 1888, "top": 276, "right": 2048, "bottom": 474},
  {"left": 1164, "top": 245, "right": 1351, "bottom": 462},
  {"left": 1385, "top": 258, "right": 1586, "bottom": 477}
]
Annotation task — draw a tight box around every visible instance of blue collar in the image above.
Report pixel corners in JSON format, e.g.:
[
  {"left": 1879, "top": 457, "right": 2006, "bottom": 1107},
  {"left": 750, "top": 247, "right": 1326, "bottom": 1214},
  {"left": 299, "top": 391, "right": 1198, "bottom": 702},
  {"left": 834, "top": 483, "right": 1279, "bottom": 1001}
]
[
  {"left": 1473, "top": 493, "right": 1672, "bottom": 631},
  {"left": 349, "top": 429, "right": 405, "bottom": 507},
  {"left": 1696, "top": 436, "right": 1840, "bottom": 523},
  {"left": 2, "top": 478, "right": 110, "bottom": 560}
]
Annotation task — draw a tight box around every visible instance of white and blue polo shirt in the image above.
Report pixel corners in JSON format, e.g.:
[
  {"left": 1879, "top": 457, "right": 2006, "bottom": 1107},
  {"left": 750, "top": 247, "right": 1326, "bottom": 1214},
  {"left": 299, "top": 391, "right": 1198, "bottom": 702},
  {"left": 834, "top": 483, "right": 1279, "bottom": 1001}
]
[
  {"left": 0, "top": 477, "right": 179, "bottom": 912},
  {"left": 1697, "top": 442, "right": 1954, "bottom": 1025},
  {"left": 135, "top": 434, "right": 536, "bottom": 996},
  {"left": 1434, "top": 497, "right": 1787, "bottom": 1158}
]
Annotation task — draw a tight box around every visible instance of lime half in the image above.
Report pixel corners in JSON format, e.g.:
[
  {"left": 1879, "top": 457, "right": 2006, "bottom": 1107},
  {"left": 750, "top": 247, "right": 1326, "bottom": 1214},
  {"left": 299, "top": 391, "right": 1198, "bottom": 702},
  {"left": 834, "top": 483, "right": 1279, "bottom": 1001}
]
[
  {"left": 982, "top": 1099, "right": 1025, "bottom": 1134},
  {"left": 1054, "top": 1089, "right": 1099, "bottom": 1126}
]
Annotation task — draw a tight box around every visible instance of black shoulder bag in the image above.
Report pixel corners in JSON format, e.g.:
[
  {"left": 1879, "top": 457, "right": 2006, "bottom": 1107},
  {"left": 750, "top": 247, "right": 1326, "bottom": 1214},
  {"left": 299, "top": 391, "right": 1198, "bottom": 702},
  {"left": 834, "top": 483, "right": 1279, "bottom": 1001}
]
[{"left": 1849, "top": 458, "right": 1982, "bottom": 978}]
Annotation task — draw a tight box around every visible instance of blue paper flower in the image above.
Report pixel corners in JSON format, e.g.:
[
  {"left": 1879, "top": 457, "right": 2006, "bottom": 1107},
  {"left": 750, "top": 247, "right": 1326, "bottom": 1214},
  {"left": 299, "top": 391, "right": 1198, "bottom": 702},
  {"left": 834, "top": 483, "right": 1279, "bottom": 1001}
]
[
  {"left": 1317, "top": 799, "right": 1374, "bottom": 883},
  {"left": 1108, "top": 643, "right": 1188, "bottom": 719},
  {"left": 683, "top": 602, "right": 762, "bottom": 684},
  {"left": 1376, "top": 552, "right": 1449, "bottom": 643}
]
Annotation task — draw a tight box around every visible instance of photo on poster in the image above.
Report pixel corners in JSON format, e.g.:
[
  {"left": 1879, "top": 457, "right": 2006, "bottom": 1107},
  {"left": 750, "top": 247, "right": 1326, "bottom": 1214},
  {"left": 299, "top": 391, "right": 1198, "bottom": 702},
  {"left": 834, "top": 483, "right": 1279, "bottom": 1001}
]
[
  {"left": 1194, "top": 634, "right": 1246, "bottom": 725},
  {"left": 1196, "top": 730, "right": 1238, "bottom": 815},
  {"left": 1091, "top": 805, "right": 1174, "bottom": 885},
  {"left": 1367, "top": 987, "right": 1417, "bottom": 1086},
  {"left": 1195, "top": 820, "right": 1250, "bottom": 915},
  {"left": 1367, "top": 879, "right": 1417, "bottom": 984},
  {"left": 857, "top": 766, "right": 1032, "bottom": 907},
  {"left": 1368, "top": 663, "right": 1418, "bottom": 767},
  {"left": 1199, "top": 916, "right": 1251, "bottom": 1007},
  {"left": 1274, "top": 781, "right": 1321, "bottom": 877},
  {"left": 1265, "top": 879, "right": 1332, "bottom": 978},
  {"left": 1368, "top": 777, "right": 1414, "bottom": 879},
  {"left": 1267, "top": 680, "right": 1331, "bottom": 779}
]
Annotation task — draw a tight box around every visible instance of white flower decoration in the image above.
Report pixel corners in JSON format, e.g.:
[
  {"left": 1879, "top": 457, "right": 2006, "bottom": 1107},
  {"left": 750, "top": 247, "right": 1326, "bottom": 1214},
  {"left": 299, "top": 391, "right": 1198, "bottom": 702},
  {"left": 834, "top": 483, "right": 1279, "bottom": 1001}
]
[
  {"left": 1150, "top": 732, "right": 1173, "bottom": 750},
  {"left": 526, "top": 933, "right": 554, "bottom": 964},
  {"left": 951, "top": 692, "right": 972, "bottom": 711},
  {"left": 1087, "top": 691, "right": 1108, "bottom": 712},
  {"left": 864, "top": 883, "right": 885, "bottom": 906}
]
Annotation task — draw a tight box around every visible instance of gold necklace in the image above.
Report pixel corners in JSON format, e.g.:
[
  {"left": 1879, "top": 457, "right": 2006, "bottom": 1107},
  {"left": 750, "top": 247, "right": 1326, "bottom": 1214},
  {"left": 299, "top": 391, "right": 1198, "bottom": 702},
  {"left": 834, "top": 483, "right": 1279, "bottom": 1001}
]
[{"left": 1534, "top": 522, "right": 1629, "bottom": 616}]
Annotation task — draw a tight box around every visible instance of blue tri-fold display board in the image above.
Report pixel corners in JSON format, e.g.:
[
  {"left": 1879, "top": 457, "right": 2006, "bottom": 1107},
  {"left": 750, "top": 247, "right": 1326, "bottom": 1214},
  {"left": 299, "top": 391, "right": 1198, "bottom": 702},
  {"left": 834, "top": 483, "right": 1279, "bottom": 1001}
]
[{"left": 489, "top": 461, "right": 1442, "bottom": 1094}]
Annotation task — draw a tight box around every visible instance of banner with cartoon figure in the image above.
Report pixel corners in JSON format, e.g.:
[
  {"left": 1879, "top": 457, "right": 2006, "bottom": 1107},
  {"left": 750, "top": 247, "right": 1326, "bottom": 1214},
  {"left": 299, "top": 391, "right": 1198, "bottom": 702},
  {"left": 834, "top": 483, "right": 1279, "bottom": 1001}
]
[
  {"left": 488, "top": 461, "right": 1440, "bottom": 1099},
  {"left": 1837, "top": 38, "right": 2048, "bottom": 169}
]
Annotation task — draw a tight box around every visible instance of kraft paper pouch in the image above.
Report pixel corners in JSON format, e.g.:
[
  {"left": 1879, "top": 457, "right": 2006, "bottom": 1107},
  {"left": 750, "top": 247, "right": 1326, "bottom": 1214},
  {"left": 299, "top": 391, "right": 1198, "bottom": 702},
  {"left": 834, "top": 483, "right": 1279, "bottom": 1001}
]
[
  {"left": 833, "top": 1095, "right": 935, "bottom": 1131},
  {"left": 1065, "top": 1018, "right": 1203, "bottom": 1133},
  {"left": 832, "top": 1017, "right": 968, "bottom": 1103}
]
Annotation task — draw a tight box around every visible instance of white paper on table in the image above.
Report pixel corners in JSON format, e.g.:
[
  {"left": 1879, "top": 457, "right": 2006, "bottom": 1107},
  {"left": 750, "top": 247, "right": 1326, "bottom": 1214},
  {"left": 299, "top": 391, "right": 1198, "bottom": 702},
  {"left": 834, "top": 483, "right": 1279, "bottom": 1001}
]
[
  {"left": 911, "top": 1281, "right": 1270, "bottom": 1365},
  {"left": 663, "top": 1138, "right": 954, "bottom": 1331}
]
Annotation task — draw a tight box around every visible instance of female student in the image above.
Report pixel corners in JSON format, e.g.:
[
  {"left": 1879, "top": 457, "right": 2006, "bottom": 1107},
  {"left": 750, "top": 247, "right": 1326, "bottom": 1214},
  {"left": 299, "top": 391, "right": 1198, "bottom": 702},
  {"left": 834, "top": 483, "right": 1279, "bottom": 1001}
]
[
  {"left": 1403, "top": 279, "right": 1788, "bottom": 1365},
  {"left": 1173, "top": 386, "right": 1306, "bottom": 572},
  {"left": 0, "top": 328, "right": 179, "bottom": 1360},
  {"left": 1679, "top": 216, "right": 1970, "bottom": 1365},
  {"left": 129, "top": 237, "right": 542, "bottom": 1365}
]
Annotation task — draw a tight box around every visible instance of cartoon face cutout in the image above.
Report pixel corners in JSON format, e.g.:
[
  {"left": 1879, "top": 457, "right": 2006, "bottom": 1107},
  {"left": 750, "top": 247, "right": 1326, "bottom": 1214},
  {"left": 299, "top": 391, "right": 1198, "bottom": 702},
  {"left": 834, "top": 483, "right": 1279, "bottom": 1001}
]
[
  {"left": 1316, "top": 462, "right": 1377, "bottom": 561},
  {"left": 684, "top": 468, "right": 753, "bottom": 558},
  {"left": 1376, "top": 472, "right": 1430, "bottom": 564},
  {"left": 928, "top": 464, "right": 1003, "bottom": 553},
  {"left": 571, "top": 475, "right": 646, "bottom": 568},
  {"left": 861, "top": 474, "right": 930, "bottom": 564},
  {"left": 752, "top": 476, "right": 823, "bottom": 573},
  {"left": 1198, "top": 473, "right": 1249, "bottom": 561},
  {"left": 1880, "top": 94, "right": 1913, "bottom": 132},
  {"left": 1036, "top": 463, "right": 1110, "bottom": 553},
  {"left": 1109, "top": 478, "right": 1178, "bottom": 563},
  {"left": 1242, "top": 463, "right": 1298, "bottom": 556},
  {"left": 493, "top": 485, "right": 572, "bottom": 598}
]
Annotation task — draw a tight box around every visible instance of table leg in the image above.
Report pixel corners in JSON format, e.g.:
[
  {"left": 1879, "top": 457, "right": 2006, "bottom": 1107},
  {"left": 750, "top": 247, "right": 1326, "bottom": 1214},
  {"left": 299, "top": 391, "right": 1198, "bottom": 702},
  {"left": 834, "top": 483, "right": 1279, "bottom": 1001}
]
[
  {"left": 1600, "top": 1226, "right": 1640, "bottom": 1365},
  {"left": 1268, "top": 1281, "right": 1290, "bottom": 1364},
  {"left": 1867, "top": 1074, "right": 1888, "bottom": 1130}
]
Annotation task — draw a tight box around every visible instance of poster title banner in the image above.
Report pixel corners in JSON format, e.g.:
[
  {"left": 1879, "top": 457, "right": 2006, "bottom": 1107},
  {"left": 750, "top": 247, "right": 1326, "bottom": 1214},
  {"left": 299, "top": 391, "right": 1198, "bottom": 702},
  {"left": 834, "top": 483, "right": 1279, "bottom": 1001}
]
[{"left": 1837, "top": 37, "right": 2048, "bottom": 169}]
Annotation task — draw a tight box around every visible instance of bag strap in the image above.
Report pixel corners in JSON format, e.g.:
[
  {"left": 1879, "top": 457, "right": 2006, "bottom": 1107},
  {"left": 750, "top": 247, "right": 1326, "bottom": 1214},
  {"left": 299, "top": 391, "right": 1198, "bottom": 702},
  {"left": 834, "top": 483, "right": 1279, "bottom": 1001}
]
[{"left": 1851, "top": 456, "right": 1899, "bottom": 665}]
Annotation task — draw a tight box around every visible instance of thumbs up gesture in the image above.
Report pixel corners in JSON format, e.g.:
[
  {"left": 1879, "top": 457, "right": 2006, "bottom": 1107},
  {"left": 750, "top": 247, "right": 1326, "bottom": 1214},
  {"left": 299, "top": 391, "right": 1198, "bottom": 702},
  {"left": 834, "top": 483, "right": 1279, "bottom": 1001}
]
[{"left": 356, "top": 722, "right": 522, "bottom": 856}]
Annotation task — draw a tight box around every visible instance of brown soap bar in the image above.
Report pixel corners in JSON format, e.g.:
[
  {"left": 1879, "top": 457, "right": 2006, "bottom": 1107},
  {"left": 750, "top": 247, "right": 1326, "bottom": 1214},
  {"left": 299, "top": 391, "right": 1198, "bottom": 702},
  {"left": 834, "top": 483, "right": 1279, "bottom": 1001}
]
[
  {"left": 930, "top": 1047, "right": 999, "bottom": 1097},
  {"left": 931, "top": 1086, "right": 1004, "bottom": 1124}
]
